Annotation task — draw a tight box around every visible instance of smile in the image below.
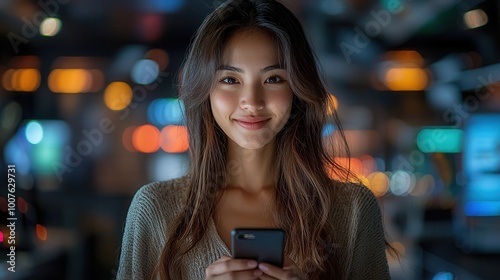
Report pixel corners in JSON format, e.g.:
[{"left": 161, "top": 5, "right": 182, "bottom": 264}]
[{"left": 235, "top": 119, "right": 270, "bottom": 130}]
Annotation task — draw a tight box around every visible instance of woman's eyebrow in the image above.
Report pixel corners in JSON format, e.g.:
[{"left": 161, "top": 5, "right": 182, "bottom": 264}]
[{"left": 217, "top": 64, "right": 284, "bottom": 73}]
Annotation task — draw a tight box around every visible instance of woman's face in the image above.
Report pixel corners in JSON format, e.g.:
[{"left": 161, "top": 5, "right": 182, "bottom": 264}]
[{"left": 210, "top": 29, "right": 293, "bottom": 150}]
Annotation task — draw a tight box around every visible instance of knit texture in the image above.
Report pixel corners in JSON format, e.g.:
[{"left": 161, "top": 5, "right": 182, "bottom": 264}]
[{"left": 116, "top": 177, "right": 391, "bottom": 279}]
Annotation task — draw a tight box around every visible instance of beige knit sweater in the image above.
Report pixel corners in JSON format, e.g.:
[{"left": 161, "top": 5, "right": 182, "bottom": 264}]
[{"left": 116, "top": 177, "right": 391, "bottom": 279}]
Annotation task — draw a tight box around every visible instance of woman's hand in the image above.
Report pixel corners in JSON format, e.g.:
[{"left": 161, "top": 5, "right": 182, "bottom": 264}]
[
  {"left": 206, "top": 256, "right": 263, "bottom": 279},
  {"left": 257, "top": 258, "right": 306, "bottom": 280}
]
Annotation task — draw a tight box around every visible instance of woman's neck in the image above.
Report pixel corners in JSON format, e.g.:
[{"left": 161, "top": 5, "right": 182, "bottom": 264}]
[{"left": 226, "top": 140, "right": 276, "bottom": 193}]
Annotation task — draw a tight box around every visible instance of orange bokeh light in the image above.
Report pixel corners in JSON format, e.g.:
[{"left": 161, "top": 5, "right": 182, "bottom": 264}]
[
  {"left": 132, "top": 125, "right": 160, "bottom": 153},
  {"left": 48, "top": 69, "right": 92, "bottom": 93},
  {"left": 104, "top": 81, "right": 133, "bottom": 111},
  {"left": 122, "top": 126, "right": 138, "bottom": 152},
  {"left": 366, "top": 172, "right": 390, "bottom": 197},
  {"left": 326, "top": 94, "right": 338, "bottom": 115},
  {"left": 1, "top": 68, "right": 40, "bottom": 92},
  {"left": 36, "top": 224, "right": 47, "bottom": 241},
  {"left": 160, "top": 125, "right": 189, "bottom": 153},
  {"left": 18, "top": 197, "right": 28, "bottom": 214},
  {"left": 385, "top": 67, "right": 429, "bottom": 91},
  {"left": 144, "top": 48, "right": 169, "bottom": 70}
]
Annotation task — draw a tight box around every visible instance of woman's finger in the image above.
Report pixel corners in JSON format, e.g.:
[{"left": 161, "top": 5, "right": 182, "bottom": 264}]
[
  {"left": 258, "top": 263, "right": 302, "bottom": 280},
  {"left": 206, "top": 258, "right": 259, "bottom": 276}
]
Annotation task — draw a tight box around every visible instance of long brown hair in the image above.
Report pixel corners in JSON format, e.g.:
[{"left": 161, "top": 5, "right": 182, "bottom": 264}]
[{"left": 156, "top": 0, "right": 354, "bottom": 278}]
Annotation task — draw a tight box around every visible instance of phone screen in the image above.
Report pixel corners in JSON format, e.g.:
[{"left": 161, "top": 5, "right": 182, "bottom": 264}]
[{"left": 231, "top": 228, "right": 285, "bottom": 267}]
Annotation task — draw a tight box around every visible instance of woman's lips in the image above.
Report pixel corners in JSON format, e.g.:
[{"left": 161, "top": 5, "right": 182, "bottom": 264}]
[{"left": 235, "top": 119, "right": 270, "bottom": 130}]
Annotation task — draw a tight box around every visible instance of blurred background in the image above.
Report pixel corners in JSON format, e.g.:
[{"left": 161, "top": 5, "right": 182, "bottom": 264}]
[{"left": 1, "top": 0, "right": 499, "bottom": 279}]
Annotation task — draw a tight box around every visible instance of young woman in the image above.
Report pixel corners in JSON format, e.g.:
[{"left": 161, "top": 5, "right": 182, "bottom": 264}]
[{"left": 117, "top": 0, "right": 392, "bottom": 279}]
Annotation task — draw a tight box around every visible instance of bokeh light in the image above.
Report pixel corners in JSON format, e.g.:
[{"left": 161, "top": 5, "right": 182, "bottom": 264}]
[
  {"left": 25, "top": 120, "right": 43, "bottom": 144},
  {"left": 147, "top": 98, "right": 185, "bottom": 126},
  {"left": 122, "top": 126, "right": 138, "bottom": 152},
  {"left": 48, "top": 69, "right": 92, "bottom": 93},
  {"left": 160, "top": 125, "right": 189, "bottom": 153},
  {"left": 141, "top": 0, "right": 185, "bottom": 12},
  {"left": 1, "top": 69, "right": 15, "bottom": 91},
  {"left": 150, "top": 153, "right": 189, "bottom": 181},
  {"left": 326, "top": 94, "right": 338, "bottom": 115},
  {"left": 104, "top": 82, "right": 133, "bottom": 111},
  {"left": 417, "top": 128, "right": 463, "bottom": 153},
  {"left": 410, "top": 174, "right": 435, "bottom": 197},
  {"left": 131, "top": 59, "right": 159, "bottom": 84},
  {"left": 132, "top": 125, "right": 160, "bottom": 153},
  {"left": 432, "top": 272, "right": 454, "bottom": 280},
  {"left": 464, "top": 9, "right": 488, "bottom": 29},
  {"left": 385, "top": 67, "right": 429, "bottom": 91},
  {"left": 383, "top": 50, "right": 424, "bottom": 66},
  {"left": 4, "top": 133, "right": 31, "bottom": 175},
  {"left": 322, "top": 123, "right": 335, "bottom": 137},
  {"left": 1, "top": 68, "right": 41, "bottom": 92},
  {"left": 144, "top": 48, "right": 169, "bottom": 70},
  {"left": 40, "top": 17, "right": 62, "bottom": 36},
  {"left": 390, "top": 170, "right": 415, "bottom": 196},
  {"left": 30, "top": 120, "right": 70, "bottom": 174},
  {"left": 18, "top": 197, "right": 28, "bottom": 214},
  {"left": 367, "top": 172, "right": 390, "bottom": 197},
  {"left": 36, "top": 224, "right": 47, "bottom": 241}
]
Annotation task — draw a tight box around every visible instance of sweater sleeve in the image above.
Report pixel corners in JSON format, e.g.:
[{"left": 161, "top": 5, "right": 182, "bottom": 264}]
[
  {"left": 117, "top": 183, "right": 166, "bottom": 280},
  {"left": 348, "top": 185, "right": 391, "bottom": 280}
]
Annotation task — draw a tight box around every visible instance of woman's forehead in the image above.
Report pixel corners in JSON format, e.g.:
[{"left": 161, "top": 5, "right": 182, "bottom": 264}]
[{"left": 220, "top": 29, "right": 284, "bottom": 67}]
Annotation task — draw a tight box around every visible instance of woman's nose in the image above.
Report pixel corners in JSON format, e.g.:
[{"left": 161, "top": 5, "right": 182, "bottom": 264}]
[{"left": 240, "top": 84, "right": 265, "bottom": 112}]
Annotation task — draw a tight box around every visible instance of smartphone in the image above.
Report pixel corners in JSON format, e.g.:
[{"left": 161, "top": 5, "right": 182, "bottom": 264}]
[{"left": 231, "top": 228, "right": 285, "bottom": 267}]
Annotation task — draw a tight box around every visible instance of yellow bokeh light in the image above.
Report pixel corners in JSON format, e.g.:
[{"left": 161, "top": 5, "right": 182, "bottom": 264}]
[
  {"left": 367, "top": 172, "right": 390, "bottom": 197},
  {"left": 48, "top": 69, "right": 92, "bottom": 93},
  {"left": 385, "top": 67, "right": 429, "bottom": 91},
  {"left": 104, "top": 82, "right": 133, "bottom": 111},
  {"left": 326, "top": 94, "right": 338, "bottom": 115}
]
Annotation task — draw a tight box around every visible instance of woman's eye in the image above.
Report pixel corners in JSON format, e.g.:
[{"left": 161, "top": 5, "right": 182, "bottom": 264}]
[
  {"left": 266, "top": 76, "right": 284, "bottom": 84},
  {"left": 221, "top": 77, "right": 238, "bottom": 84}
]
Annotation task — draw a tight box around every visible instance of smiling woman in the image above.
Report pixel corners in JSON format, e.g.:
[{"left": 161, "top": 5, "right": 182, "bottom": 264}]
[
  {"left": 117, "top": 0, "right": 393, "bottom": 279},
  {"left": 210, "top": 29, "right": 293, "bottom": 151}
]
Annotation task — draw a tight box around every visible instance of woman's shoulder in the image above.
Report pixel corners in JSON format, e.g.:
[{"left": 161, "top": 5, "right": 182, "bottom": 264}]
[
  {"left": 134, "top": 176, "right": 190, "bottom": 202},
  {"left": 129, "top": 176, "right": 190, "bottom": 218},
  {"left": 329, "top": 179, "right": 380, "bottom": 208}
]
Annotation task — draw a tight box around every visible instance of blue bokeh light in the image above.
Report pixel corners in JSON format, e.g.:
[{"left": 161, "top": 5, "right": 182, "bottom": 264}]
[
  {"left": 25, "top": 120, "right": 44, "bottom": 144},
  {"left": 148, "top": 98, "right": 185, "bottom": 126},
  {"left": 131, "top": 59, "right": 159, "bottom": 85}
]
